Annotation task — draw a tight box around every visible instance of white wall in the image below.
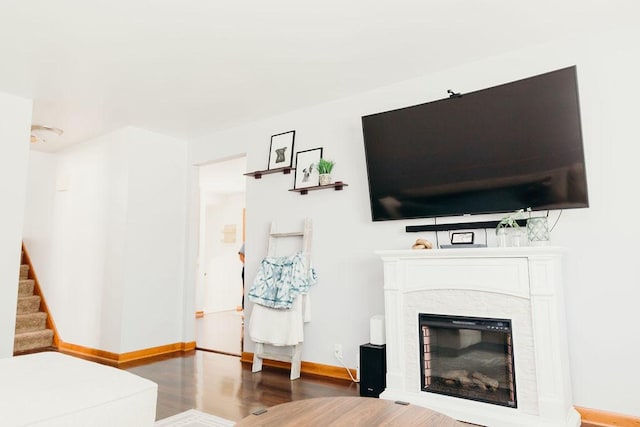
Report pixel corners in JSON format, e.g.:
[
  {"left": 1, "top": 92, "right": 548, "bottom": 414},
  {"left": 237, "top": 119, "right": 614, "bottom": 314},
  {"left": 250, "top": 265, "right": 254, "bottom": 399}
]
[
  {"left": 46, "top": 130, "right": 126, "bottom": 351},
  {"left": 24, "top": 127, "right": 189, "bottom": 353},
  {"left": 22, "top": 151, "right": 57, "bottom": 293},
  {"left": 0, "top": 91, "right": 32, "bottom": 358},
  {"left": 189, "top": 29, "right": 640, "bottom": 416},
  {"left": 119, "top": 127, "right": 189, "bottom": 352}
]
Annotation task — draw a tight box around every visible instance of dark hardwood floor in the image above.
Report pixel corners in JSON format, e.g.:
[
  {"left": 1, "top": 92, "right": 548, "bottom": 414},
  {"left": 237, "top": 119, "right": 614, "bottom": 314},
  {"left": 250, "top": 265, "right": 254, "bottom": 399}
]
[
  {"left": 123, "top": 350, "right": 359, "bottom": 422},
  {"left": 123, "top": 350, "right": 599, "bottom": 426}
]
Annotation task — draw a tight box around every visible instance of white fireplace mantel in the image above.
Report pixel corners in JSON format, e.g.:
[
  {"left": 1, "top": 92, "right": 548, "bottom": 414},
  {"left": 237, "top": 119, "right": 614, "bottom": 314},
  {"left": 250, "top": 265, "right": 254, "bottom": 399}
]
[{"left": 376, "top": 247, "right": 580, "bottom": 427}]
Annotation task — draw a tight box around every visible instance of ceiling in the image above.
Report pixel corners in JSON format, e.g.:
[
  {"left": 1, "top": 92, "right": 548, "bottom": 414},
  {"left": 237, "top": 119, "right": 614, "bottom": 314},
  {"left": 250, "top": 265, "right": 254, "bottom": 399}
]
[{"left": 1, "top": 1, "right": 636, "bottom": 152}]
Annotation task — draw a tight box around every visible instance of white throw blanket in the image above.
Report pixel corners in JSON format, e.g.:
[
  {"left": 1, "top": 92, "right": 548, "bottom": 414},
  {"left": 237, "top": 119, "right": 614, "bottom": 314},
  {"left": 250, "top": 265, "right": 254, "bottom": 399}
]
[{"left": 249, "top": 293, "right": 311, "bottom": 346}]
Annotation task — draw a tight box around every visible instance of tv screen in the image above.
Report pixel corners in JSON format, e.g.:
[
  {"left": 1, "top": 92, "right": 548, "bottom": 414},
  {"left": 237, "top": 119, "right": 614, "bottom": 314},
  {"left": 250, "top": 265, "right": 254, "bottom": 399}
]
[{"left": 361, "top": 66, "right": 589, "bottom": 221}]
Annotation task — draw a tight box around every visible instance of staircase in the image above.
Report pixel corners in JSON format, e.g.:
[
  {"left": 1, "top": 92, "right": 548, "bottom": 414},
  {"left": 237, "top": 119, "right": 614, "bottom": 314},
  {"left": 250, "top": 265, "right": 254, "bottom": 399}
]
[{"left": 14, "top": 250, "right": 55, "bottom": 354}]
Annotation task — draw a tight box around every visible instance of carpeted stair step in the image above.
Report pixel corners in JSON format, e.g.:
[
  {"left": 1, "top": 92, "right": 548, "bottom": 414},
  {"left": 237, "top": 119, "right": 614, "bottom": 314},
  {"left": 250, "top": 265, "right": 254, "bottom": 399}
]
[
  {"left": 17, "top": 295, "right": 41, "bottom": 314},
  {"left": 15, "top": 312, "right": 48, "bottom": 334},
  {"left": 18, "top": 279, "right": 35, "bottom": 297},
  {"left": 20, "top": 264, "right": 29, "bottom": 280},
  {"left": 13, "top": 328, "right": 54, "bottom": 353}
]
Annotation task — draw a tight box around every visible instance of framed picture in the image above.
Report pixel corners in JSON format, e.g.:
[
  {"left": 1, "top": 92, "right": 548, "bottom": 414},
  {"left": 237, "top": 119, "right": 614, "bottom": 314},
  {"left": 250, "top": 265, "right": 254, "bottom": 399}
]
[
  {"left": 294, "top": 147, "right": 323, "bottom": 189},
  {"left": 268, "top": 130, "right": 296, "bottom": 170}
]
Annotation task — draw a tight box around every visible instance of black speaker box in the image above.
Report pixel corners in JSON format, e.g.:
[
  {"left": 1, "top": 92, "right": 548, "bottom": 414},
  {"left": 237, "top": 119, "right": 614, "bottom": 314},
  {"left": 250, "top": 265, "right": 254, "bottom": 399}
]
[{"left": 359, "top": 343, "right": 386, "bottom": 398}]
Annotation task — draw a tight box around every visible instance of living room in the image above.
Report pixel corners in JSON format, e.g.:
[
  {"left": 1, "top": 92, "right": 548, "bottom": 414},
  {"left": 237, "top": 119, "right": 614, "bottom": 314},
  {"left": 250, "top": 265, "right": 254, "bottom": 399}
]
[{"left": 1, "top": 2, "right": 639, "bottom": 426}]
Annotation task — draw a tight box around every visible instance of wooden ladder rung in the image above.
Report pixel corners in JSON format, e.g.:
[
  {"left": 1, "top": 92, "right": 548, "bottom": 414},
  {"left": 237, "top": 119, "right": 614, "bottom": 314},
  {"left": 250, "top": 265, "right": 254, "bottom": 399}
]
[
  {"left": 270, "top": 231, "right": 305, "bottom": 238},
  {"left": 256, "top": 353, "right": 294, "bottom": 363}
]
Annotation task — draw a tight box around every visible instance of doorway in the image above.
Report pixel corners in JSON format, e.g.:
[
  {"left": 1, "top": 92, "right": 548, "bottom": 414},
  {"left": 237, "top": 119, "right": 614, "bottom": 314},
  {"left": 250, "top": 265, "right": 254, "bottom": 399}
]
[{"left": 195, "top": 156, "right": 246, "bottom": 356}]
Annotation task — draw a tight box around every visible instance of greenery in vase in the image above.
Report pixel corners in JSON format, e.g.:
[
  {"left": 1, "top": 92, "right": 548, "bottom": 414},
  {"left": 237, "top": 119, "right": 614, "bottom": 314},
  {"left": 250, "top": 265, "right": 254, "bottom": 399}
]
[
  {"left": 496, "top": 208, "right": 531, "bottom": 233},
  {"left": 317, "top": 158, "right": 335, "bottom": 174}
]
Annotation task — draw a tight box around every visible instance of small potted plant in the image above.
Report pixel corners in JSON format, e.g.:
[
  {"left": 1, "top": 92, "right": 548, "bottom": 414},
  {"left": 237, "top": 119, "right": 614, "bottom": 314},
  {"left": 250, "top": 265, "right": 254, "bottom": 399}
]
[{"left": 317, "top": 158, "right": 335, "bottom": 186}]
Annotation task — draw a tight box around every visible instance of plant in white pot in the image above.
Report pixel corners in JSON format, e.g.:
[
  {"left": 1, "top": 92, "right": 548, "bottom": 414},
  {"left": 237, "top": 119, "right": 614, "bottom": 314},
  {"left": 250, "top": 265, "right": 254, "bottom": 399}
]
[{"left": 317, "top": 158, "right": 335, "bottom": 186}]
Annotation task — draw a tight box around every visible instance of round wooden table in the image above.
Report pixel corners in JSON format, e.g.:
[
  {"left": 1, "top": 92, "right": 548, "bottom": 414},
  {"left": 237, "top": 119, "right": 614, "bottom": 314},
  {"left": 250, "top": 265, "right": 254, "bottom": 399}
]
[{"left": 235, "top": 396, "right": 466, "bottom": 426}]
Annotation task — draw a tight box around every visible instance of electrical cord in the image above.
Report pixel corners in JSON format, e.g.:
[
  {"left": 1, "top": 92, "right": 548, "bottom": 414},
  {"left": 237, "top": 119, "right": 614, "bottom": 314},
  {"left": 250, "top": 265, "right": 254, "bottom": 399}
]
[
  {"left": 549, "top": 210, "right": 563, "bottom": 232},
  {"left": 334, "top": 354, "right": 359, "bottom": 383}
]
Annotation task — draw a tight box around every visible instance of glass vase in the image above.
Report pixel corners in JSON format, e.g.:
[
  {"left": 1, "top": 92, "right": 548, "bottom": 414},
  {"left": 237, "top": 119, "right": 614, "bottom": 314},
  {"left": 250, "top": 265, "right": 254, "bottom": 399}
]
[
  {"left": 496, "top": 228, "right": 508, "bottom": 247},
  {"left": 527, "top": 217, "right": 550, "bottom": 246},
  {"left": 510, "top": 228, "right": 525, "bottom": 247}
]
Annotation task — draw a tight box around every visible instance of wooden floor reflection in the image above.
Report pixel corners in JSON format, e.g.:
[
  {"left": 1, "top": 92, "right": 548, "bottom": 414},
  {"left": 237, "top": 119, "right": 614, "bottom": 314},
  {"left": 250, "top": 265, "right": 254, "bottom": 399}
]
[
  {"left": 124, "top": 350, "right": 360, "bottom": 422},
  {"left": 124, "top": 351, "right": 602, "bottom": 426}
]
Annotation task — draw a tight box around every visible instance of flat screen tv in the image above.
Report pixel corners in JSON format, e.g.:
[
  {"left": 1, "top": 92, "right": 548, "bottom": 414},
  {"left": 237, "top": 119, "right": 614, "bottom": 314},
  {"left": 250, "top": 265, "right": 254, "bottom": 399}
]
[{"left": 361, "top": 66, "right": 589, "bottom": 221}]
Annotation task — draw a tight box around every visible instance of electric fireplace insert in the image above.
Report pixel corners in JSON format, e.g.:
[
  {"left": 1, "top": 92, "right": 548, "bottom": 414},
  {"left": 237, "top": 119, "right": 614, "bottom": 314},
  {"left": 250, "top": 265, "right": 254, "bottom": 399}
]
[{"left": 419, "top": 313, "right": 517, "bottom": 408}]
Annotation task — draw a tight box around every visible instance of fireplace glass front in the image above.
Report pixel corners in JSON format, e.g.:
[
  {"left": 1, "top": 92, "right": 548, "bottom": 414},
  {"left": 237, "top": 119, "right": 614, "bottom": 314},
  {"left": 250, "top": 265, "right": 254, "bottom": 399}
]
[{"left": 419, "top": 313, "right": 516, "bottom": 408}]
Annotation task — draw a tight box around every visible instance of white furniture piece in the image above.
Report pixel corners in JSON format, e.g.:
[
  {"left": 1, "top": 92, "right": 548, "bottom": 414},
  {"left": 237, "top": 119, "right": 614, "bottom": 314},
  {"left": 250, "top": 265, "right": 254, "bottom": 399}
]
[
  {"left": 0, "top": 351, "right": 157, "bottom": 426},
  {"left": 251, "top": 218, "right": 312, "bottom": 380},
  {"left": 377, "top": 247, "right": 580, "bottom": 427}
]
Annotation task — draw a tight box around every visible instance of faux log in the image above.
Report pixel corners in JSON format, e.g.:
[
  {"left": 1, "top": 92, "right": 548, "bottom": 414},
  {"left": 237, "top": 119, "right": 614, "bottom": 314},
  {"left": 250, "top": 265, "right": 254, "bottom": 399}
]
[
  {"left": 471, "top": 371, "right": 499, "bottom": 390},
  {"left": 471, "top": 378, "right": 487, "bottom": 390},
  {"left": 441, "top": 370, "right": 469, "bottom": 381}
]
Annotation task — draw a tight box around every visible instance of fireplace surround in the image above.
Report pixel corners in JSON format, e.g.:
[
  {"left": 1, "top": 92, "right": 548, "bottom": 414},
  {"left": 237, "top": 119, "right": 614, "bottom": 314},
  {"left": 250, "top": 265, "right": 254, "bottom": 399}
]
[{"left": 376, "top": 247, "right": 580, "bottom": 427}]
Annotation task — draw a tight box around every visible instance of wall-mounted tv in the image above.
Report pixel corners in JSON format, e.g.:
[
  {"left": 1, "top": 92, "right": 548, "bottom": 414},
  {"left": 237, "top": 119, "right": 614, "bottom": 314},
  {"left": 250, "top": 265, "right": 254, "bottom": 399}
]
[{"left": 361, "top": 66, "right": 589, "bottom": 221}]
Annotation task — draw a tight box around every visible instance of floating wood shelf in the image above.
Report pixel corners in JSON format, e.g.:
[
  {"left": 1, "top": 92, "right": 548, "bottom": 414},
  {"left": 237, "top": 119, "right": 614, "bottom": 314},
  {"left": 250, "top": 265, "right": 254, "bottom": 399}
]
[
  {"left": 244, "top": 166, "right": 294, "bottom": 179},
  {"left": 289, "top": 181, "right": 348, "bottom": 195}
]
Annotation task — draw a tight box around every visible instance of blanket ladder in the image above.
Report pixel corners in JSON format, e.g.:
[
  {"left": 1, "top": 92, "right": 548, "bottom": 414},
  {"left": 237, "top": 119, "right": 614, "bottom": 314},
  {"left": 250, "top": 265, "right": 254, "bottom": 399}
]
[{"left": 252, "top": 218, "right": 312, "bottom": 380}]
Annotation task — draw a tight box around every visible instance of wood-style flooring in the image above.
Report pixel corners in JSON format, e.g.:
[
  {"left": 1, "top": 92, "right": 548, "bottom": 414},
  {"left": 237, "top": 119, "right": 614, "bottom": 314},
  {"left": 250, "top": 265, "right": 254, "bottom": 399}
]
[
  {"left": 123, "top": 350, "right": 600, "bottom": 426},
  {"left": 123, "top": 350, "right": 359, "bottom": 422}
]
